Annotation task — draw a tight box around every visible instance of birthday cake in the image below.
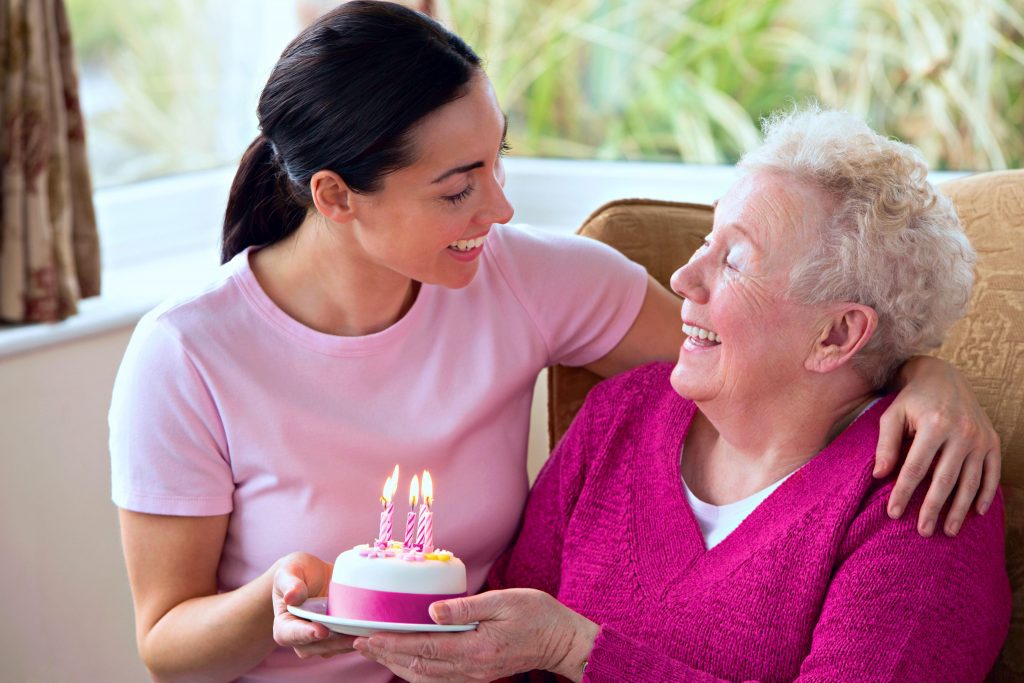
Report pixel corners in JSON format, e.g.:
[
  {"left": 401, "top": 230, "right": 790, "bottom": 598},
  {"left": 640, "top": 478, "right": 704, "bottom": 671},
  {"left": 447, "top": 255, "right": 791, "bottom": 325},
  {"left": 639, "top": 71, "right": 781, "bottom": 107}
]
[
  {"left": 328, "top": 542, "right": 467, "bottom": 624},
  {"left": 326, "top": 467, "right": 467, "bottom": 624}
]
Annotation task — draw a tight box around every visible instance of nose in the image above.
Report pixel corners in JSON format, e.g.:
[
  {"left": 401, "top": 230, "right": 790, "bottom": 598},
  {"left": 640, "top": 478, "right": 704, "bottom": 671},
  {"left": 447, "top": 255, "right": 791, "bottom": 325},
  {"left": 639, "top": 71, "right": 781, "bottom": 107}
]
[
  {"left": 476, "top": 172, "right": 514, "bottom": 226},
  {"left": 670, "top": 260, "right": 709, "bottom": 304}
]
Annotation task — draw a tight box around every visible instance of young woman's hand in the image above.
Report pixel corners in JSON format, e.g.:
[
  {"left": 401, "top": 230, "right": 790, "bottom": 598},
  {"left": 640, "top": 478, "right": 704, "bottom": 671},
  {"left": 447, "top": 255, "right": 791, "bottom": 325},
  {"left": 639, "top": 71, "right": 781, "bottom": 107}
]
[
  {"left": 876, "top": 356, "right": 1001, "bottom": 537},
  {"left": 271, "top": 552, "right": 356, "bottom": 658},
  {"left": 353, "top": 588, "right": 598, "bottom": 682}
]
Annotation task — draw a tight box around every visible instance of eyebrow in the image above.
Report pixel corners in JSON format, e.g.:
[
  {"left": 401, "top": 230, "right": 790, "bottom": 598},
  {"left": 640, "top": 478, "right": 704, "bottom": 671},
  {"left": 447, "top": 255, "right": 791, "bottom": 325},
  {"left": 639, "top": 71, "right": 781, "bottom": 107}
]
[
  {"left": 727, "top": 223, "right": 762, "bottom": 252},
  {"left": 430, "top": 114, "right": 509, "bottom": 184}
]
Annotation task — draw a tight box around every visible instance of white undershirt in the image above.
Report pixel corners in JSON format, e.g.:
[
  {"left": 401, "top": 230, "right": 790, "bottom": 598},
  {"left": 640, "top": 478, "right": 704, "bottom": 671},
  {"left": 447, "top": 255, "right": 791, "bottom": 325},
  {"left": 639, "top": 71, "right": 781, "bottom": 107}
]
[
  {"left": 683, "top": 399, "right": 880, "bottom": 550},
  {"left": 683, "top": 470, "right": 792, "bottom": 550}
]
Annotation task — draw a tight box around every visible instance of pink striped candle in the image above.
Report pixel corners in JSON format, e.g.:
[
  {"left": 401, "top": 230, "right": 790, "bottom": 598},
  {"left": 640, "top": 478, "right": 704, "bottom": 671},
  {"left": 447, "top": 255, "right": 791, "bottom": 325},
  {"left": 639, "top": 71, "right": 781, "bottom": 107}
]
[
  {"left": 416, "top": 471, "right": 434, "bottom": 553},
  {"left": 378, "top": 501, "right": 394, "bottom": 546},
  {"left": 376, "top": 466, "right": 399, "bottom": 546},
  {"left": 416, "top": 506, "right": 433, "bottom": 553},
  {"left": 404, "top": 474, "right": 419, "bottom": 550}
]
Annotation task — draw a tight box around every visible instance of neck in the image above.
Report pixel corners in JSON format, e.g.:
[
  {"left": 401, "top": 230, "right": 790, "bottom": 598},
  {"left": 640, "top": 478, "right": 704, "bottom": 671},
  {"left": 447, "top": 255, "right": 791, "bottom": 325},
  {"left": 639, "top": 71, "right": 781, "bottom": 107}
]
[
  {"left": 684, "top": 375, "right": 876, "bottom": 504},
  {"left": 251, "top": 214, "right": 417, "bottom": 337}
]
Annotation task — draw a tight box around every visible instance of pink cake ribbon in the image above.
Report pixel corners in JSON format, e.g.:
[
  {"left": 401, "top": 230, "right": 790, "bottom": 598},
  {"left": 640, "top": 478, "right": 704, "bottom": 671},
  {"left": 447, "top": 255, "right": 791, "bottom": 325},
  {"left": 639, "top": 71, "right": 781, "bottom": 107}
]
[{"left": 328, "top": 583, "right": 466, "bottom": 624}]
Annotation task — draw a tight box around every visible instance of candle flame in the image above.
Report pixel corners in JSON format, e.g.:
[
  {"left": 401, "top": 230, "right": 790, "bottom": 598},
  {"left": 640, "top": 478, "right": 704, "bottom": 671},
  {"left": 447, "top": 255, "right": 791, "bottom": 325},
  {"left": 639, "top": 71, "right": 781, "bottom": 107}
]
[
  {"left": 422, "top": 470, "right": 433, "bottom": 507},
  {"left": 409, "top": 474, "right": 419, "bottom": 507},
  {"left": 381, "top": 465, "right": 399, "bottom": 505}
]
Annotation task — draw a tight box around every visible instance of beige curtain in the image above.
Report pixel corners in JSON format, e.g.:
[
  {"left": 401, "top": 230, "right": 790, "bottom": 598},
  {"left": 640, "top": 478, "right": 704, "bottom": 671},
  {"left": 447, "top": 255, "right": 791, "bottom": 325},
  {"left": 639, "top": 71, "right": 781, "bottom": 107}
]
[{"left": 1, "top": 0, "right": 99, "bottom": 324}]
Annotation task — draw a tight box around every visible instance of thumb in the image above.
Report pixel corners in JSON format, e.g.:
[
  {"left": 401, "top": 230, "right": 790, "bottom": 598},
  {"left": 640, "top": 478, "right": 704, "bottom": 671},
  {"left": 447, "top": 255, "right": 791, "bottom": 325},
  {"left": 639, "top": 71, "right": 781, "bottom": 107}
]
[
  {"left": 274, "top": 565, "right": 310, "bottom": 606},
  {"left": 429, "top": 592, "right": 500, "bottom": 625}
]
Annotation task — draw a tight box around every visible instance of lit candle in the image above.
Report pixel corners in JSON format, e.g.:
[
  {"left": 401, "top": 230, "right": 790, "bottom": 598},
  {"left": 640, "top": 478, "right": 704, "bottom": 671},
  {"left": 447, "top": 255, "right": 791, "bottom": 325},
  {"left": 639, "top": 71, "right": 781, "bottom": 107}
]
[
  {"left": 416, "top": 470, "right": 434, "bottom": 553},
  {"left": 377, "top": 465, "right": 399, "bottom": 547},
  {"left": 404, "top": 474, "right": 419, "bottom": 551}
]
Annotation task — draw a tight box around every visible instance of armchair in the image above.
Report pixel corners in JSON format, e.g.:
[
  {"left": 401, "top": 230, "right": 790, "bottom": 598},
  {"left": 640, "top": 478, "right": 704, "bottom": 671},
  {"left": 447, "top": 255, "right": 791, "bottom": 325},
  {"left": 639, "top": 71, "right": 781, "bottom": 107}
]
[{"left": 547, "top": 170, "right": 1024, "bottom": 680}]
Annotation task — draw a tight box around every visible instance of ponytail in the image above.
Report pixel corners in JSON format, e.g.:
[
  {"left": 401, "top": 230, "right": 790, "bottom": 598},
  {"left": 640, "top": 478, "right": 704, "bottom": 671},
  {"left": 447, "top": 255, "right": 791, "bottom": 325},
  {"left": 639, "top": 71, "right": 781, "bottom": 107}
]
[{"left": 221, "top": 135, "right": 308, "bottom": 264}]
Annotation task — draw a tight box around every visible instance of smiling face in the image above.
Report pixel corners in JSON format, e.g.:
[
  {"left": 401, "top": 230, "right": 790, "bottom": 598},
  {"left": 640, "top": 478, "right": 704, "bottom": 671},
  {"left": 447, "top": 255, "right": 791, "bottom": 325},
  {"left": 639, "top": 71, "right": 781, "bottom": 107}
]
[
  {"left": 669, "top": 170, "right": 836, "bottom": 405},
  {"left": 346, "top": 72, "right": 514, "bottom": 289}
]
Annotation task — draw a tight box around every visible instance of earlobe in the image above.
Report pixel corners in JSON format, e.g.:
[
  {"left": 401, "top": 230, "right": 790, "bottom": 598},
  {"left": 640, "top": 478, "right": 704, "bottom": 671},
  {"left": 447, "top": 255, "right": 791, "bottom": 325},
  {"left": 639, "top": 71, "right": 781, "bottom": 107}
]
[
  {"left": 310, "top": 170, "right": 356, "bottom": 224},
  {"left": 806, "top": 305, "right": 878, "bottom": 374}
]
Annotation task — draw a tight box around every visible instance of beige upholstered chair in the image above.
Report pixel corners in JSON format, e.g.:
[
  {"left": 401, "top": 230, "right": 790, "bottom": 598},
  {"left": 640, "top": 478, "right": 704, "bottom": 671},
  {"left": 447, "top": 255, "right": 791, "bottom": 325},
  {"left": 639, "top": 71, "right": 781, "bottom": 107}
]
[{"left": 547, "top": 171, "right": 1024, "bottom": 680}]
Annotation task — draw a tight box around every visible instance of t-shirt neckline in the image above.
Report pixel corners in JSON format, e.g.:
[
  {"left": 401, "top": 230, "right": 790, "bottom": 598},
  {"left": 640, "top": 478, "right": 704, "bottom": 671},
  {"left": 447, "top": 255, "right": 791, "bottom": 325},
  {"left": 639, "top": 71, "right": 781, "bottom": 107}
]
[{"left": 230, "top": 246, "right": 436, "bottom": 357}]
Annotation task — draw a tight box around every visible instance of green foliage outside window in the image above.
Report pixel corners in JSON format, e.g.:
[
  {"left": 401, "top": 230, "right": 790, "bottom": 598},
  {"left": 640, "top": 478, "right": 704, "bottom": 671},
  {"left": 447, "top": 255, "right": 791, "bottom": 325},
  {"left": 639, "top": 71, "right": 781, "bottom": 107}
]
[
  {"left": 67, "top": 0, "right": 1024, "bottom": 188},
  {"left": 444, "top": 0, "right": 1024, "bottom": 170}
]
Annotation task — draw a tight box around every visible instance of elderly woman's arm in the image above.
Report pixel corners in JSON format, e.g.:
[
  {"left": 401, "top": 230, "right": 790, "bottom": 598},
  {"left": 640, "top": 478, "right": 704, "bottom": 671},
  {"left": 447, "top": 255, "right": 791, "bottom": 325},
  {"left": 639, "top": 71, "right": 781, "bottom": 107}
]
[{"left": 356, "top": 486, "right": 1010, "bottom": 683}]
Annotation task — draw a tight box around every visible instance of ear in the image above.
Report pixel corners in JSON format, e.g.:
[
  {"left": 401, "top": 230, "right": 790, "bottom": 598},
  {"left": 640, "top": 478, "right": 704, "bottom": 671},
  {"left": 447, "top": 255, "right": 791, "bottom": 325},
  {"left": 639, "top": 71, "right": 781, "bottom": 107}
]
[
  {"left": 309, "top": 170, "right": 356, "bottom": 224},
  {"left": 805, "top": 304, "right": 878, "bottom": 374}
]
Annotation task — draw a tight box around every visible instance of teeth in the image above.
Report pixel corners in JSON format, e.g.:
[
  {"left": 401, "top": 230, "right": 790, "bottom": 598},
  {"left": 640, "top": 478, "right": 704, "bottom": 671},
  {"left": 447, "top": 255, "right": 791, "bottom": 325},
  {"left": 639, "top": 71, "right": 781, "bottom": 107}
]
[
  {"left": 448, "top": 235, "right": 486, "bottom": 252},
  {"left": 683, "top": 323, "right": 720, "bottom": 343}
]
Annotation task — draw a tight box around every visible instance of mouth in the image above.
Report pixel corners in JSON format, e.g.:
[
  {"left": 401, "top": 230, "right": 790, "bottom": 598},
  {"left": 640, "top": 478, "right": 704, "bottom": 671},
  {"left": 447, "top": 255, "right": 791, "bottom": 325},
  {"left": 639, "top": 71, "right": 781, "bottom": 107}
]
[
  {"left": 682, "top": 322, "right": 721, "bottom": 346},
  {"left": 447, "top": 234, "right": 487, "bottom": 252}
]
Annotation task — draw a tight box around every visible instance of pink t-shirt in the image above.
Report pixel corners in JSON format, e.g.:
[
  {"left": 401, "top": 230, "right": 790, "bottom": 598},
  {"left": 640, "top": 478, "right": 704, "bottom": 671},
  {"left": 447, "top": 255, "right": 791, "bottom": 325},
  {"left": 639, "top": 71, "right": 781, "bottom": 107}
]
[{"left": 108, "top": 223, "right": 647, "bottom": 682}]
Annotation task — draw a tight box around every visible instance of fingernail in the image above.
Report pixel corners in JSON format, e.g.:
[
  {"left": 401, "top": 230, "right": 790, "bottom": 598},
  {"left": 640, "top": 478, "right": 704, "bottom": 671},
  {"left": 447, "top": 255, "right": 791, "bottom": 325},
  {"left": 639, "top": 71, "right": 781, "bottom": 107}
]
[
  {"left": 352, "top": 637, "right": 367, "bottom": 651},
  {"left": 920, "top": 520, "right": 934, "bottom": 536},
  {"left": 979, "top": 501, "right": 990, "bottom": 516},
  {"left": 430, "top": 602, "right": 451, "bottom": 623},
  {"left": 946, "top": 523, "right": 959, "bottom": 537},
  {"left": 888, "top": 504, "right": 902, "bottom": 519}
]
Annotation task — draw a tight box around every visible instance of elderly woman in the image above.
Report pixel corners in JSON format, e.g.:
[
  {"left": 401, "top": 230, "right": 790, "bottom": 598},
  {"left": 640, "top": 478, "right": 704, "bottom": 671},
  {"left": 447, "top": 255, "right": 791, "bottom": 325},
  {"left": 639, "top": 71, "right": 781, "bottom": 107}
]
[{"left": 353, "top": 108, "right": 1012, "bottom": 682}]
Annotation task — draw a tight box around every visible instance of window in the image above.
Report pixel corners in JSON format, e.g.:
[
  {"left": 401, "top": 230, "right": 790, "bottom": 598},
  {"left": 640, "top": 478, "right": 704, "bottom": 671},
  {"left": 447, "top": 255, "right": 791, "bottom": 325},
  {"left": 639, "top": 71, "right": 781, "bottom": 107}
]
[
  {"left": 70, "top": 0, "right": 1023, "bottom": 192},
  {"left": 68, "top": 0, "right": 302, "bottom": 188},
  {"left": 447, "top": 0, "right": 1024, "bottom": 170}
]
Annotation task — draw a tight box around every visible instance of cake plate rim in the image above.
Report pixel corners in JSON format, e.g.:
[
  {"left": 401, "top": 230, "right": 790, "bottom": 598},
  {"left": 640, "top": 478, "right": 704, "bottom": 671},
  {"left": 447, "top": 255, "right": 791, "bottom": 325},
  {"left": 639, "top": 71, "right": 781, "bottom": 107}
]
[{"left": 287, "top": 597, "right": 478, "bottom": 636}]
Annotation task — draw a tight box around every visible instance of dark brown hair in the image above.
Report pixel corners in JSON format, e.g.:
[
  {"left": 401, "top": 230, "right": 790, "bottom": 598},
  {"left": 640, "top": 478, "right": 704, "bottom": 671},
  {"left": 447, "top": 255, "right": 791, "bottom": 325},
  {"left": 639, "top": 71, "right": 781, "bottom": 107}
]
[{"left": 221, "top": 1, "right": 482, "bottom": 263}]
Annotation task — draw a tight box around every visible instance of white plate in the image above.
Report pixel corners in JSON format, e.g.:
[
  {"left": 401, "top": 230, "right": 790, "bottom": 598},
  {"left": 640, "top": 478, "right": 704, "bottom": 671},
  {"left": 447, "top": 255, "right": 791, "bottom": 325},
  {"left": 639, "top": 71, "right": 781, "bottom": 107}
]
[{"left": 287, "top": 597, "right": 478, "bottom": 636}]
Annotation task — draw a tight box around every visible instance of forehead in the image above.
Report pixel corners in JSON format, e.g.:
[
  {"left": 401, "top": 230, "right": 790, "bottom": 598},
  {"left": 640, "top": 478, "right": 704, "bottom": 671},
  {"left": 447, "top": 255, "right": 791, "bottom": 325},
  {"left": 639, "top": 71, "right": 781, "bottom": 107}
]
[
  {"left": 714, "top": 171, "right": 830, "bottom": 246},
  {"left": 405, "top": 75, "right": 505, "bottom": 167}
]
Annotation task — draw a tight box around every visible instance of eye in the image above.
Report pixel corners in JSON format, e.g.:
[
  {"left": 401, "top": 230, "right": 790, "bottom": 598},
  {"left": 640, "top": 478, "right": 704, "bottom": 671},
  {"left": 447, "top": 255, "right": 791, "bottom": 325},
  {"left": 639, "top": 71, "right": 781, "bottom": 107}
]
[
  {"left": 498, "top": 139, "right": 512, "bottom": 157},
  {"left": 443, "top": 183, "right": 475, "bottom": 206}
]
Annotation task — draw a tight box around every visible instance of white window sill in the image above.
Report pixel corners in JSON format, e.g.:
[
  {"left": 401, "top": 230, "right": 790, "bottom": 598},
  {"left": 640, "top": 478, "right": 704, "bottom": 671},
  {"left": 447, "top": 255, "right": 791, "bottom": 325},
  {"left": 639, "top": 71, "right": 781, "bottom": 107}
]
[{"left": 0, "top": 158, "right": 965, "bottom": 359}]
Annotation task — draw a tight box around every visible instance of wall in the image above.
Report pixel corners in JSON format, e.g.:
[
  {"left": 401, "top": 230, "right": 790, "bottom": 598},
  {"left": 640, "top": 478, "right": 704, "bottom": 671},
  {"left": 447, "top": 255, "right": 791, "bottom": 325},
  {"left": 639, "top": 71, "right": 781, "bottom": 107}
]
[
  {"left": 0, "top": 324, "right": 549, "bottom": 681},
  {"left": 0, "top": 327, "right": 146, "bottom": 681}
]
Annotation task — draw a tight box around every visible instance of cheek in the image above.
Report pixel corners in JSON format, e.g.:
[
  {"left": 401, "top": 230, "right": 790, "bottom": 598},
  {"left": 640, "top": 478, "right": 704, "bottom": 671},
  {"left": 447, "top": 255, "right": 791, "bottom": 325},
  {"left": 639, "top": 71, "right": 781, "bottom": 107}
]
[{"left": 718, "top": 277, "right": 776, "bottom": 326}]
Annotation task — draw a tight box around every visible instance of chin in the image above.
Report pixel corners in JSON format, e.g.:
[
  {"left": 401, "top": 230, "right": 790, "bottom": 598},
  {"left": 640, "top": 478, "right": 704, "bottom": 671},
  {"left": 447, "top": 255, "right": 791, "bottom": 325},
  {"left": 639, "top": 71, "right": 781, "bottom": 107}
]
[
  {"left": 671, "top": 363, "right": 722, "bottom": 403},
  {"left": 670, "top": 364, "right": 697, "bottom": 399}
]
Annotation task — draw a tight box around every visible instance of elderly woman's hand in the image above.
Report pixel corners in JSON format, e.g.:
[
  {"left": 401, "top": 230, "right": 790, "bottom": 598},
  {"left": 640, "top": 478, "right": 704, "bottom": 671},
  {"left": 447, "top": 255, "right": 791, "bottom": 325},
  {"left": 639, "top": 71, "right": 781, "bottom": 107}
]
[
  {"left": 353, "top": 588, "right": 599, "bottom": 683},
  {"left": 272, "top": 552, "right": 357, "bottom": 658},
  {"left": 875, "top": 355, "right": 1001, "bottom": 538}
]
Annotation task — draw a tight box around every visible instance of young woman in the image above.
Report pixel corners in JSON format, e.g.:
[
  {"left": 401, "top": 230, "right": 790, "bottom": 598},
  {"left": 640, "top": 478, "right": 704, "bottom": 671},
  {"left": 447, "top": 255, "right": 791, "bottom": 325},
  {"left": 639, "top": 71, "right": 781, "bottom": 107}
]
[{"left": 109, "top": 3, "right": 1001, "bottom": 682}]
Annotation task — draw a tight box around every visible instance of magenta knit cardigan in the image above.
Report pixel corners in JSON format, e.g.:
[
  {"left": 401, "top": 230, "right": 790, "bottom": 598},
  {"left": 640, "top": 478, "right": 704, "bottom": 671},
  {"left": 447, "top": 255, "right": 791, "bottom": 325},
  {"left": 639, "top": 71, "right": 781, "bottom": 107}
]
[{"left": 489, "top": 363, "right": 1010, "bottom": 682}]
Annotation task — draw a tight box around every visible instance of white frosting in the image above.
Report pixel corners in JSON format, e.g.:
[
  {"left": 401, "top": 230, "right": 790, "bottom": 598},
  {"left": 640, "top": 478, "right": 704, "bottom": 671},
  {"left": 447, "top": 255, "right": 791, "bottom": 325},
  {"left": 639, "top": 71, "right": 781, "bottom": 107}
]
[{"left": 332, "top": 545, "right": 467, "bottom": 594}]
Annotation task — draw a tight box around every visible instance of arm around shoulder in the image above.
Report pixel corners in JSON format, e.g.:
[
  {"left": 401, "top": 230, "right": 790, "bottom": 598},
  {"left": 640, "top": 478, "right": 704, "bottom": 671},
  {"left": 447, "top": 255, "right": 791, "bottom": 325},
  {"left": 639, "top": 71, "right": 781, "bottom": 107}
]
[{"left": 585, "top": 275, "right": 683, "bottom": 378}]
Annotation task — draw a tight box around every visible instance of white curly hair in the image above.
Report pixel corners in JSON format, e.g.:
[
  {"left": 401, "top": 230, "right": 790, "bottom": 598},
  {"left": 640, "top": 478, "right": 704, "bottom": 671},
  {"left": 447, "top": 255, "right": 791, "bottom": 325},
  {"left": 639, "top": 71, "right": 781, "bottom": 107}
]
[{"left": 738, "top": 106, "right": 976, "bottom": 389}]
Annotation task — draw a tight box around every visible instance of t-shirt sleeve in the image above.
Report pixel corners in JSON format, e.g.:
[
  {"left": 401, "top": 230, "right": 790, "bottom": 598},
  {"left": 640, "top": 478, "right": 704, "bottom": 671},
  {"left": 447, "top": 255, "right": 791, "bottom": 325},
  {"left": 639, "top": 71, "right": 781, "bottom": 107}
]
[
  {"left": 109, "top": 312, "right": 234, "bottom": 516},
  {"left": 489, "top": 225, "right": 648, "bottom": 368}
]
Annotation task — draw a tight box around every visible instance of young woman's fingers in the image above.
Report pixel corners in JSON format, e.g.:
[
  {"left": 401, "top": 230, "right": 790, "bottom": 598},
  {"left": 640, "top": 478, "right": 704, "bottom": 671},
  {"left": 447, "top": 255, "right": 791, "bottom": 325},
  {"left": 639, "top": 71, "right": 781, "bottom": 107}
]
[
  {"left": 886, "top": 425, "right": 945, "bottom": 519},
  {"left": 942, "top": 454, "right": 984, "bottom": 536},
  {"left": 976, "top": 448, "right": 1002, "bottom": 515}
]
